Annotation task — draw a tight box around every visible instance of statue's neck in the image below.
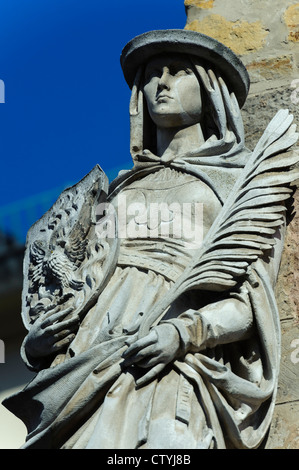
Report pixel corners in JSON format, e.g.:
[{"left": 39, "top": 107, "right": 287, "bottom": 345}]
[{"left": 156, "top": 123, "right": 205, "bottom": 161}]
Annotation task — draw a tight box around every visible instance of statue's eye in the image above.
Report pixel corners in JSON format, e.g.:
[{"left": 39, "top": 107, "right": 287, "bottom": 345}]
[
  {"left": 144, "top": 68, "right": 160, "bottom": 82},
  {"left": 171, "top": 65, "right": 192, "bottom": 76}
]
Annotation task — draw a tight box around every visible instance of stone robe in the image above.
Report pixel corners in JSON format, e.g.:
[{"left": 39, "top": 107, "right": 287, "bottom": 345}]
[{"left": 3, "top": 158, "right": 283, "bottom": 449}]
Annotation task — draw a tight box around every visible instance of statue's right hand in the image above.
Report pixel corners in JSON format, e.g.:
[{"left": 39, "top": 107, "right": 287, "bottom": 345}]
[{"left": 24, "top": 306, "right": 80, "bottom": 359}]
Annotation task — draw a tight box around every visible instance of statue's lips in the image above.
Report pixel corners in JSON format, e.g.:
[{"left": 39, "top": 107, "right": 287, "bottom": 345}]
[{"left": 156, "top": 94, "right": 173, "bottom": 102}]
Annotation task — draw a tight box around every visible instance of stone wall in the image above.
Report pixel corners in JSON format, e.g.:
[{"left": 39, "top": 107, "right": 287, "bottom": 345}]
[{"left": 184, "top": 0, "right": 299, "bottom": 449}]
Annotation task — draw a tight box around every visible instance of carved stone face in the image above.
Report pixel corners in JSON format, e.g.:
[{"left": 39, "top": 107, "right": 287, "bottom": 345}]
[{"left": 143, "top": 53, "right": 202, "bottom": 129}]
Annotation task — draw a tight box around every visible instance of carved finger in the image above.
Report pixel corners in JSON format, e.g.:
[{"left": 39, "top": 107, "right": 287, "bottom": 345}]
[
  {"left": 44, "top": 303, "right": 61, "bottom": 314},
  {"left": 30, "top": 305, "right": 59, "bottom": 326},
  {"left": 135, "top": 363, "right": 165, "bottom": 387},
  {"left": 45, "top": 315, "right": 80, "bottom": 335},
  {"left": 122, "top": 344, "right": 158, "bottom": 368},
  {"left": 122, "top": 330, "right": 157, "bottom": 360},
  {"left": 51, "top": 323, "right": 79, "bottom": 342},
  {"left": 51, "top": 334, "right": 76, "bottom": 352},
  {"left": 41, "top": 307, "right": 74, "bottom": 329}
]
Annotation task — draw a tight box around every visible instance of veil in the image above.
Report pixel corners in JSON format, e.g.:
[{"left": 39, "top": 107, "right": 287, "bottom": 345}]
[{"left": 128, "top": 55, "right": 250, "bottom": 171}]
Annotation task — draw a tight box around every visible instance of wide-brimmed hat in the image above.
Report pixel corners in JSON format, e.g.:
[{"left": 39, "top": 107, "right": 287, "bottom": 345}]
[{"left": 120, "top": 29, "right": 250, "bottom": 108}]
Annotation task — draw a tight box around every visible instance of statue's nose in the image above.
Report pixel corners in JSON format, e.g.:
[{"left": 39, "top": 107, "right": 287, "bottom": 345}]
[{"left": 158, "top": 68, "right": 171, "bottom": 91}]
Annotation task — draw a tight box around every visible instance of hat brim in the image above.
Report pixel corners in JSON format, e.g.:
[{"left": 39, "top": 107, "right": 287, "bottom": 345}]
[{"left": 120, "top": 29, "right": 250, "bottom": 108}]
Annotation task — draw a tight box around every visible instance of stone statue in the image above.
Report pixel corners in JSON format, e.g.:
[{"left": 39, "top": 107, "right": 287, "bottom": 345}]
[{"left": 3, "top": 29, "right": 299, "bottom": 449}]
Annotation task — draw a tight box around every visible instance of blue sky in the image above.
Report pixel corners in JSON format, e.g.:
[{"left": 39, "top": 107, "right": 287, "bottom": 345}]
[{"left": 0, "top": 1, "right": 186, "bottom": 217}]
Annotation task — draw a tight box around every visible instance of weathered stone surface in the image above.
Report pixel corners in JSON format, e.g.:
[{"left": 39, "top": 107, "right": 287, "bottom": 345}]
[
  {"left": 276, "top": 318, "right": 299, "bottom": 404},
  {"left": 276, "top": 190, "right": 299, "bottom": 323},
  {"left": 3, "top": 26, "right": 299, "bottom": 450},
  {"left": 184, "top": 0, "right": 214, "bottom": 8},
  {"left": 246, "top": 56, "right": 296, "bottom": 84},
  {"left": 266, "top": 401, "right": 299, "bottom": 449},
  {"left": 185, "top": 0, "right": 299, "bottom": 451},
  {"left": 183, "top": 0, "right": 299, "bottom": 451},
  {"left": 185, "top": 0, "right": 299, "bottom": 85},
  {"left": 241, "top": 85, "right": 299, "bottom": 151},
  {"left": 185, "top": 15, "right": 268, "bottom": 55},
  {"left": 121, "top": 29, "right": 249, "bottom": 107},
  {"left": 285, "top": 3, "right": 299, "bottom": 42}
]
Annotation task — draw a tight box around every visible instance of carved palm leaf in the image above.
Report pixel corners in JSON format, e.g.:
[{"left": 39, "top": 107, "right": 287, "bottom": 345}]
[{"left": 138, "top": 109, "right": 299, "bottom": 337}]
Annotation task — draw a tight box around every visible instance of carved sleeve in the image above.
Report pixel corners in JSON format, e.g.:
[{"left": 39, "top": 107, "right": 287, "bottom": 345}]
[{"left": 162, "top": 286, "right": 253, "bottom": 355}]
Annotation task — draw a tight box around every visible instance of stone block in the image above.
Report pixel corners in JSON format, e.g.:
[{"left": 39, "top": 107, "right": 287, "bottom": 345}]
[
  {"left": 266, "top": 401, "right": 299, "bottom": 449},
  {"left": 285, "top": 3, "right": 299, "bottom": 42},
  {"left": 276, "top": 319, "right": 299, "bottom": 404},
  {"left": 241, "top": 85, "right": 299, "bottom": 150},
  {"left": 184, "top": 0, "right": 214, "bottom": 8},
  {"left": 185, "top": 15, "right": 268, "bottom": 55},
  {"left": 246, "top": 55, "right": 296, "bottom": 84},
  {"left": 276, "top": 190, "right": 299, "bottom": 323}
]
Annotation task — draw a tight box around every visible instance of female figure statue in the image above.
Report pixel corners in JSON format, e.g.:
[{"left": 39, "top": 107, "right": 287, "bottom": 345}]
[{"left": 4, "top": 30, "right": 299, "bottom": 449}]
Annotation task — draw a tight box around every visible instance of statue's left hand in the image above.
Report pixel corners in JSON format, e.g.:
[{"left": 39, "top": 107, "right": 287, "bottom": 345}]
[
  {"left": 24, "top": 306, "right": 80, "bottom": 359},
  {"left": 121, "top": 323, "right": 181, "bottom": 386}
]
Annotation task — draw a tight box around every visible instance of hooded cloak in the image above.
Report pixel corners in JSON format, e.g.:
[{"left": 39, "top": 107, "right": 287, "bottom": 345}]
[{"left": 3, "top": 42, "right": 294, "bottom": 450}]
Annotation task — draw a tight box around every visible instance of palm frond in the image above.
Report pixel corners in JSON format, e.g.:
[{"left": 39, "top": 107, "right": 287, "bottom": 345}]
[{"left": 138, "top": 110, "right": 299, "bottom": 337}]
